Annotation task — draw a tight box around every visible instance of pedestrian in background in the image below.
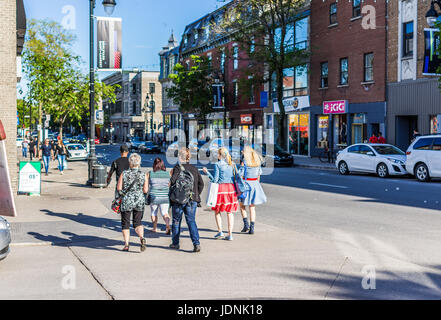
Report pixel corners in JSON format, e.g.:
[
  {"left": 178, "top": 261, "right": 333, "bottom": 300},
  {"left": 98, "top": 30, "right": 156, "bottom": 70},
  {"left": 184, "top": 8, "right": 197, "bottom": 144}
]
[
  {"left": 107, "top": 145, "right": 130, "bottom": 199},
  {"left": 117, "top": 153, "right": 148, "bottom": 252},
  {"left": 55, "top": 137, "right": 67, "bottom": 175},
  {"left": 202, "top": 147, "right": 238, "bottom": 241},
  {"left": 39, "top": 138, "right": 54, "bottom": 176},
  {"left": 21, "top": 139, "right": 29, "bottom": 158},
  {"left": 377, "top": 132, "right": 386, "bottom": 144},
  {"left": 29, "top": 138, "right": 37, "bottom": 161},
  {"left": 239, "top": 146, "right": 267, "bottom": 235},
  {"left": 147, "top": 157, "right": 171, "bottom": 234},
  {"left": 169, "top": 147, "right": 204, "bottom": 252},
  {"left": 369, "top": 133, "right": 378, "bottom": 144}
]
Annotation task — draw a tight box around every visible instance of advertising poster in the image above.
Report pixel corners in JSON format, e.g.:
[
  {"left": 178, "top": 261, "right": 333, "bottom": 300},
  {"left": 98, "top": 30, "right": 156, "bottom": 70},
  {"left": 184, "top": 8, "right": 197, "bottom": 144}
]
[
  {"left": 97, "top": 17, "right": 122, "bottom": 70},
  {"left": 18, "top": 161, "right": 41, "bottom": 195},
  {"left": 0, "top": 120, "right": 17, "bottom": 217},
  {"left": 423, "top": 28, "right": 441, "bottom": 76}
]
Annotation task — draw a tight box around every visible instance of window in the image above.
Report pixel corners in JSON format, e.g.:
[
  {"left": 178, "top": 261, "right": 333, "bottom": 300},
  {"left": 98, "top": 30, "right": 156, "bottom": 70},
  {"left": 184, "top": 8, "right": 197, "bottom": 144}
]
[
  {"left": 124, "top": 101, "right": 128, "bottom": 114},
  {"left": 340, "top": 58, "right": 348, "bottom": 85},
  {"left": 149, "top": 83, "right": 155, "bottom": 94},
  {"left": 250, "top": 37, "right": 255, "bottom": 54},
  {"left": 352, "top": 0, "right": 361, "bottom": 18},
  {"left": 295, "top": 17, "right": 309, "bottom": 50},
  {"left": 233, "top": 46, "right": 239, "bottom": 70},
  {"left": 413, "top": 138, "right": 434, "bottom": 150},
  {"left": 317, "top": 116, "right": 329, "bottom": 146},
  {"left": 433, "top": 138, "right": 441, "bottom": 151},
  {"left": 348, "top": 145, "right": 359, "bottom": 153},
  {"left": 330, "top": 3, "right": 337, "bottom": 25},
  {"left": 205, "top": 25, "right": 210, "bottom": 39},
  {"left": 249, "top": 83, "right": 255, "bottom": 104},
  {"left": 321, "top": 62, "right": 328, "bottom": 88},
  {"left": 220, "top": 50, "right": 226, "bottom": 73},
  {"left": 280, "top": 64, "right": 309, "bottom": 97},
  {"left": 282, "top": 68, "right": 294, "bottom": 98},
  {"left": 194, "top": 31, "right": 198, "bottom": 41},
  {"left": 403, "top": 21, "right": 414, "bottom": 57},
  {"left": 358, "top": 145, "right": 373, "bottom": 155},
  {"left": 295, "top": 64, "right": 308, "bottom": 96},
  {"left": 364, "top": 53, "right": 374, "bottom": 82},
  {"left": 124, "top": 85, "right": 128, "bottom": 94},
  {"left": 132, "top": 101, "right": 136, "bottom": 115},
  {"left": 132, "top": 83, "right": 137, "bottom": 94},
  {"left": 207, "top": 54, "right": 212, "bottom": 69},
  {"left": 233, "top": 81, "right": 238, "bottom": 104}
]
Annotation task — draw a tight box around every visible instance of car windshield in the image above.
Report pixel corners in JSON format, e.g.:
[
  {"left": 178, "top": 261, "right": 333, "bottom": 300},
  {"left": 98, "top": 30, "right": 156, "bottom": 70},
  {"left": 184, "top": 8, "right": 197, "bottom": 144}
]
[
  {"left": 372, "top": 145, "right": 405, "bottom": 155},
  {"left": 67, "top": 145, "right": 84, "bottom": 151},
  {"left": 145, "top": 142, "right": 154, "bottom": 146}
]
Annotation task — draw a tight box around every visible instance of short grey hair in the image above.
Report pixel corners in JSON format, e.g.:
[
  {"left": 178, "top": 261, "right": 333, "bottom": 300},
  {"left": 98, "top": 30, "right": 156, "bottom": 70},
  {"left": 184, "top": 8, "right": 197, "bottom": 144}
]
[{"left": 129, "top": 153, "right": 141, "bottom": 168}]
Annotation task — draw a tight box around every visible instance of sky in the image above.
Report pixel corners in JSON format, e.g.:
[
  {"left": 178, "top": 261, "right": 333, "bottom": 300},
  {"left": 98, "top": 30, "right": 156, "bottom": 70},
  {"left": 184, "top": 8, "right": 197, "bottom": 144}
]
[{"left": 21, "top": 0, "right": 226, "bottom": 92}]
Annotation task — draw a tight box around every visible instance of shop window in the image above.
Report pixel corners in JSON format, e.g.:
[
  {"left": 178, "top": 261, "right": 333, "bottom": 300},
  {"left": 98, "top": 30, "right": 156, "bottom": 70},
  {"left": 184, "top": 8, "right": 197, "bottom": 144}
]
[
  {"left": 317, "top": 115, "right": 329, "bottom": 148},
  {"left": 352, "top": 113, "right": 367, "bottom": 144},
  {"left": 289, "top": 114, "right": 309, "bottom": 156},
  {"left": 430, "top": 115, "right": 441, "bottom": 134}
]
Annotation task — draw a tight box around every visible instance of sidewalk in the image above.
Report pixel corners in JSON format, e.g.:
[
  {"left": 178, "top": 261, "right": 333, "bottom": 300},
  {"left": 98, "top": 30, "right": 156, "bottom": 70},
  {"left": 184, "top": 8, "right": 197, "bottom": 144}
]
[{"left": 294, "top": 155, "right": 336, "bottom": 171}]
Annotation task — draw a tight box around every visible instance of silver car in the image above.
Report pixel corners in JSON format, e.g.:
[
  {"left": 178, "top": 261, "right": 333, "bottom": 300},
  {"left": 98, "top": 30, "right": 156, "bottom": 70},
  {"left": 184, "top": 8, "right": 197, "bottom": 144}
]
[{"left": 0, "top": 216, "right": 11, "bottom": 261}]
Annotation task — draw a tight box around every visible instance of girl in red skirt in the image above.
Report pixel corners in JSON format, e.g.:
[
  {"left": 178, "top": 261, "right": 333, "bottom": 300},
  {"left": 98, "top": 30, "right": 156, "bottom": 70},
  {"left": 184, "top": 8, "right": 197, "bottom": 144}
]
[{"left": 202, "top": 147, "right": 238, "bottom": 241}]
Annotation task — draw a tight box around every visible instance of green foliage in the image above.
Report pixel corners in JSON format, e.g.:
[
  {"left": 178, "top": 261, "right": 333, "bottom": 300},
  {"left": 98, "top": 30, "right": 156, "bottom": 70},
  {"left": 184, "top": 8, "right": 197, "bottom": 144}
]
[
  {"left": 435, "top": 21, "right": 441, "bottom": 85},
  {"left": 16, "top": 99, "right": 38, "bottom": 128},
  {"left": 166, "top": 55, "right": 214, "bottom": 120}
]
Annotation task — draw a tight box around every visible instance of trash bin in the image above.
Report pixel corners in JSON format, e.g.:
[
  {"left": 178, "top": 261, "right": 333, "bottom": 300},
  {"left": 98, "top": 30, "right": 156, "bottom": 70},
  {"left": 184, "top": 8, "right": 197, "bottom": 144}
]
[{"left": 92, "top": 164, "right": 107, "bottom": 188}]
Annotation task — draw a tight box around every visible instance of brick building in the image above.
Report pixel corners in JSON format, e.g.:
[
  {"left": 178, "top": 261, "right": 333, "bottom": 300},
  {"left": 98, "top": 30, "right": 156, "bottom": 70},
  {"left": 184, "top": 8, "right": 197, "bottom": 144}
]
[
  {"left": 309, "top": 0, "right": 387, "bottom": 156},
  {"left": 1, "top": 0, "right": 26, "bottom": 192},
  {"left": 386, "top": 0, "right": 441, "bottom": 151}
]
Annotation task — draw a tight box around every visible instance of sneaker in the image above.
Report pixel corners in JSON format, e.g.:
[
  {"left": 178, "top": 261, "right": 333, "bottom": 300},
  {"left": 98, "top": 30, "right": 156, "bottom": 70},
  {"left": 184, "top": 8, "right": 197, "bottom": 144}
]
[
  {"left": 214, "top": 232, "right": 225, "bottom": 239},
  {"left": 169, "top": 243, "right": 180, "bottom": 250},
  {"left": 225, "top": 235, "right": 234, "bottom": 241},
  {"left": 193, "top": 245, "right": 201, "bottom": 252}
]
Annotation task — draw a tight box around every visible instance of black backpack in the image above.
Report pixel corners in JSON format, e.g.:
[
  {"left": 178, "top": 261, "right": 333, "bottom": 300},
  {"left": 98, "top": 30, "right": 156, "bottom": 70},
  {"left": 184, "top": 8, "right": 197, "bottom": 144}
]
[{"left": 169, "top": 164, "right": 194, "bottom": 205}]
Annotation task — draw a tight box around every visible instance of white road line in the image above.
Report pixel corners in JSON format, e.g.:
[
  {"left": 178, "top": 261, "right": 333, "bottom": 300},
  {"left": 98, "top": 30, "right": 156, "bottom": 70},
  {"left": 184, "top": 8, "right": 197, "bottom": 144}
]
[{"left": 309, "top": 182, "right": 348, "bottom": 189}]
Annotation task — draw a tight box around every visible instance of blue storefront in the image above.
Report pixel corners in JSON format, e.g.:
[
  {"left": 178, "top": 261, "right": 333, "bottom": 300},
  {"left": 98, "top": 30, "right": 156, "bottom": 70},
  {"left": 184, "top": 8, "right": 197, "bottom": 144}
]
[{"left": 309, "top": 101, "right": 386, "bottom": 157}]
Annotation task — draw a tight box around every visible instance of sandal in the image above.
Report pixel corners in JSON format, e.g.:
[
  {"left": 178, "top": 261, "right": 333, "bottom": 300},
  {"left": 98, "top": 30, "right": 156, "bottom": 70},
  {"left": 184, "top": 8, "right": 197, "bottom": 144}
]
[
  {"left": 122, "top": 245, "right": 129, "bottom": 252},
  {"left": 165, "top": 227, "right": 171, "bottom": 235}
]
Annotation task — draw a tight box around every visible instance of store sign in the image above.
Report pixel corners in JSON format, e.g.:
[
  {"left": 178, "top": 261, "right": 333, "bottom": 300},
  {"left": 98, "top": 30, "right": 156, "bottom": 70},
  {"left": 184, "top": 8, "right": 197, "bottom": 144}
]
[
  {"left": 323, "top": 100, "right": 347, "bottom": 114},
  {"left": 273, "top": 95, "right": 310, "bottom": 113},
  {"left": 95, "top": 110, "right": 104, "bottom": 125},
  {"left": 423, "top": 28, "right": 441, "bottom": 76},
  {"left": 18, "top": 161, "right": 41, "bottom": 195},
  {"left": 0, "top": 120, "right": 17, "bottom": 217},
  {"left": 240, "top": 114, "right": 253, "bottom": 125}
]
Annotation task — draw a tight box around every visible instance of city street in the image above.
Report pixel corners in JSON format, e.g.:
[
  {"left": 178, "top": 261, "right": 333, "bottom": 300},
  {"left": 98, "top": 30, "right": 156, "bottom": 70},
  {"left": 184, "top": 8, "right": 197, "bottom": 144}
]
[{"left": 2, "top": 144, "right": 441, "bottom": 300}]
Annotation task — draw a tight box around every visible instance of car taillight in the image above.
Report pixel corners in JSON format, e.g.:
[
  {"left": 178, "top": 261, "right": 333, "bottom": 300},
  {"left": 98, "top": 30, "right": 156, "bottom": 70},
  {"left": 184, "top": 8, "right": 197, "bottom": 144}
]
[{"left": 406, "top": 151, "right": 411, "bottom": 155}]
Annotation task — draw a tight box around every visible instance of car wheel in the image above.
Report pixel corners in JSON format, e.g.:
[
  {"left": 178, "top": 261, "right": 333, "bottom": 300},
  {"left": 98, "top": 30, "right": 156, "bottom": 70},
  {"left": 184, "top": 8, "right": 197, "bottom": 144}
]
[
  {"left": 377, "top": 163, "right": 389, "bottom": 178},
  {"left": 338, "top": 161, "right": 349, "bottom": 175},
  {"left": 174, "top": 150, "right": 178, "bottom": 158},
  {"left": 415, "top": 163, "right": 430, "bottom": 182}
]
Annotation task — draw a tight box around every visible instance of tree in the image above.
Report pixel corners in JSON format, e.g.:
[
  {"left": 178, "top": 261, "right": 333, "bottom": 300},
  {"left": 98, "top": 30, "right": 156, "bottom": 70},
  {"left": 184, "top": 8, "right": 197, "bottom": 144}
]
[
  {"left": 216, "top": 0, "right": 310, "bottom": 147},
  {"left": 166, "top": 55, "right": 215, "bottom": 121}
]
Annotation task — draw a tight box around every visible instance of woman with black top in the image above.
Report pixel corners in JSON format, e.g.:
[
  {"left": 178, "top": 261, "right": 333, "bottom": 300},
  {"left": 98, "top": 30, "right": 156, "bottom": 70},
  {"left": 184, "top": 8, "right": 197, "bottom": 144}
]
[{"left": 56, "top": 137, "right": 67, "bottom": 175}]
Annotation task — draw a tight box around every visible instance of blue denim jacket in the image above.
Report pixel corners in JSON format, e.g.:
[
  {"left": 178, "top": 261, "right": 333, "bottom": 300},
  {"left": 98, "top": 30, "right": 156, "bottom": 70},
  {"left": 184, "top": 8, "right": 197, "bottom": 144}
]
[
  {"left": 239, "top": 165, "right": 262, "bottom": 179},
  {"left": 206, "top": 160, "right": 235, "bottom": 184}
]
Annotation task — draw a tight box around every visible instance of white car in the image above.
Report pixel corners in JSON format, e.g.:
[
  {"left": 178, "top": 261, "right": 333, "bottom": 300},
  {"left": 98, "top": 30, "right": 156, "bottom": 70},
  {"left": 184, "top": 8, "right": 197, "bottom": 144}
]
[
  {"left": 0, "top": 216, "right": 11, "bottom": 261},
  {"left": 336, "top": 143, "right": 407, "bottom": 178},
  {"left": 405, "top": 135, "right": 441, "bottom": 182},
  {"left": 66, "top": 143, "right": 88, "bottom": 161}
]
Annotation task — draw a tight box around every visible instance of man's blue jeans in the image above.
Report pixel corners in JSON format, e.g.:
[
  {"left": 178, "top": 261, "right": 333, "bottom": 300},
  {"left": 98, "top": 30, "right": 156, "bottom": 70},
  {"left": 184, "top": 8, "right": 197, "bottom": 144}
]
[
  {"left": 22, "top": 147, "right": 27, "bottom": 158},
  {"left": 171, "top": 201, "right": 200, "bottom": 246},
  {"left": 57, "top": 155, "right": 65, "bottom": 172},
  {"left": 42, "top": 156, "right": 50, "bottom": 174}
]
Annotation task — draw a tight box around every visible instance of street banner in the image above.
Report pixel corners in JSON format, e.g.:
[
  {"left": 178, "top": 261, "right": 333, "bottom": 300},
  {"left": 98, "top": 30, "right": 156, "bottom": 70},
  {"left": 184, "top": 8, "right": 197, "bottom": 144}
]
[
  {"left": 423, "top": 28, "right": 441, "bottom": 76},
  {"left": 260, "top": 91, "right": 268, "bottom": 108},
  {"left": 18, "top": 161, "right": 41, "bottom": 195},
  {"left": 0, "top": 120, "right": 17, "bottom": 217},
  {"left": 97, "top": 17, "right": 122, "bottom": 70},
  {"left": 95, "top": 109, "right": 104, "bottom": 125}
]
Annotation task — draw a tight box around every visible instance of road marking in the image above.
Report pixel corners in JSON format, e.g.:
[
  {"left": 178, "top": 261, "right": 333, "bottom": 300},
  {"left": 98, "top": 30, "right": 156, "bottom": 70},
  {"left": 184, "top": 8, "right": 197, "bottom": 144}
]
[{"left": 309, "top": 182, "right": 348, "bottom": 189}]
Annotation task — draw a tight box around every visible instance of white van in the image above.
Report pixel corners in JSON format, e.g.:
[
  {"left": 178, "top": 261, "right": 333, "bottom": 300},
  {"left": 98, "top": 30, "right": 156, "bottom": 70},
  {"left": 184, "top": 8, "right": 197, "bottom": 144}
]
[{"left": 405, "top": 135, "right": 441, "bottom": 182}]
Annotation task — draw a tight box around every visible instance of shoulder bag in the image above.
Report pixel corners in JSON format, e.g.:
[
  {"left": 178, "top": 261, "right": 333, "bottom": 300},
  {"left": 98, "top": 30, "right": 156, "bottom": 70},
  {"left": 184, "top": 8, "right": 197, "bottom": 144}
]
[{"left": 111, "top": 172, "right": 139, "bottom": 214}]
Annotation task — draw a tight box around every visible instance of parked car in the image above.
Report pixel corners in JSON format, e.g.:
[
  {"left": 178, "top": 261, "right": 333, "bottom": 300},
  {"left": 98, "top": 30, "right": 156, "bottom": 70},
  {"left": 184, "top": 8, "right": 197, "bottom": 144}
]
[
  {"left": 167, "top": 139, "right": 199, "bottom": 158},
  {"left": 0, "top": 216, "right": 11, "bottom": 261},
  {"left": 261, "top": 144, "right": 294, "bottom": 167},
  {"left": 66, "top": 143, "right": 89, "bottom": 161},
  {"left": 336, "top": 143, "right": 406, "bottom": 178},
  {"left": 127, "top": 137, "right": 144, "bottom": 151},
  {"left": 405, "top": 135, "right": 441, "bottom": 182},
  {"left": 140, "top": 141, "right": 161, "bottom": 154}
]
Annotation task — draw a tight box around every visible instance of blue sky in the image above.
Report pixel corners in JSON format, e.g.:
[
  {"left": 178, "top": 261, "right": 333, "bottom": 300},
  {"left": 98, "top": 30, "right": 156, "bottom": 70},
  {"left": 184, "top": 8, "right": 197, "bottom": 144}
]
[{"left": 22, "top": 0, "right": 225, "bottom": 75}]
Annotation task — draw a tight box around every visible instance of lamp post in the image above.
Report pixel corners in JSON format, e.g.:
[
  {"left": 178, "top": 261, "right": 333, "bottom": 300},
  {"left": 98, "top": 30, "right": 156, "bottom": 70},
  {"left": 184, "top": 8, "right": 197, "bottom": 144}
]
[
  {"left": 144, "top": 93, "right": 155, "bottom": 141},
  {"left": 87, "top": 0, "right": 116, "bottom": 186},
  {"left": 426, "top": 0, "right": 441, "bottom": 27}
]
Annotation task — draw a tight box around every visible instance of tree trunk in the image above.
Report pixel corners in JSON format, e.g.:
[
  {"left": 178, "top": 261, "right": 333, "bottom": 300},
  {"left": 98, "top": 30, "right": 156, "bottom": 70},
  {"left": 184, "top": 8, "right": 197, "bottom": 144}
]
[{"left": 276, "top": 69, "right": 286, "bottom": 148}]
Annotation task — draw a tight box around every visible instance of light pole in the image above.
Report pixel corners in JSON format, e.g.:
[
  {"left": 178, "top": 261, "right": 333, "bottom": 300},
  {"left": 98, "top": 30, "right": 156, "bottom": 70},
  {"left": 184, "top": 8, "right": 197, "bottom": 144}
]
[
  {"left": 144, "top": 93, "right": 155, "bottom": 141},
  {"left": 87, "top": 0, "right": 116, "bottom": 185},
  {"left": 426, "top": 0, "right": 441, "bottom": 27}
]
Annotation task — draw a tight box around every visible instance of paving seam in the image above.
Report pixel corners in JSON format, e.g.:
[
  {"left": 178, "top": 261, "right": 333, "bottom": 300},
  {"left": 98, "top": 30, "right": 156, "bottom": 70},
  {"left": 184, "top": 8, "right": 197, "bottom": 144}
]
[
  {"left": 66, "top": 246, "right": 115, "bottom": 300},
  {"left": 323, "top": 256, "right": 349, "bottom": 300}
]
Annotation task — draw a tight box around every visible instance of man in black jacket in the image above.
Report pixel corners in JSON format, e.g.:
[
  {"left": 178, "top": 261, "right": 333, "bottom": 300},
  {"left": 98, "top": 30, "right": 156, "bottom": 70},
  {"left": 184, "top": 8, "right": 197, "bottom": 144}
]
[
  {"left": 107, "top": 145, "right": 130, "bottom": 198},
  {"left": 169, "top": 147, "right": 204, "bottom": 253}
]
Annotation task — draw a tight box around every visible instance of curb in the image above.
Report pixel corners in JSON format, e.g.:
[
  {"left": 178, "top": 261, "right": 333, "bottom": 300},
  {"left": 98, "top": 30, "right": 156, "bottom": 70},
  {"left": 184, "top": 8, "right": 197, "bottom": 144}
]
[{"left": 295, "top": 164, "right": 337, "bottom": 171}]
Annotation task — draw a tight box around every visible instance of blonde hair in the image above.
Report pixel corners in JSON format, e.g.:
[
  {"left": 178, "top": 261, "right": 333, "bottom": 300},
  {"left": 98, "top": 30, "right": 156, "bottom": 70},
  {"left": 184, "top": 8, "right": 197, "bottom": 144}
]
[
  {"left": 178, "top": 147, "right": 191, "bottom": 163},
  {"left": 218, "top": 147, "right": 232, "bottom": 166},
  {"left": 243, "top": 145, "right": 262, "bottom": 167}
]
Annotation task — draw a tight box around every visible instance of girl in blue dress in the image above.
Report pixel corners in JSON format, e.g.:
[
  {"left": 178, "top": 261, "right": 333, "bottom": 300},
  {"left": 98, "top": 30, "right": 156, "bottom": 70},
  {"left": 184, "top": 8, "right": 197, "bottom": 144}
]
[{"left": 239, "top": 146, "right": 267, "bottom": 234}]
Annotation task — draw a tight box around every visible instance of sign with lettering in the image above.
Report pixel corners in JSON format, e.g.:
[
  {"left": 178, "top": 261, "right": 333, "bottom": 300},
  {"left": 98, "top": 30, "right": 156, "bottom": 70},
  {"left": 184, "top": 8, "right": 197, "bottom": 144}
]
[
  {"left": 323, "top": 100, "right": 347, "bottom": 114},
  {"left": 240, "top": 114, "right": 253, "bottom": 125},
  {"left": 273, "top": 95, "right": 310, "bottom": 113},
  {"left": 18, "top": 161, "right": 41, "bottom": 195},
  {"left": 97, "top": 17, "right": 122, "bottom": 70}
]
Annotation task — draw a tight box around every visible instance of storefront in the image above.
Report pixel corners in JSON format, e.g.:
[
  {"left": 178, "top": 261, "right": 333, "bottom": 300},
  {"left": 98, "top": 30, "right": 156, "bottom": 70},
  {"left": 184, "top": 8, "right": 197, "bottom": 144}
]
[
  {"left": 310, "top": 100, "right": 386, "bottom": 157},
  {"left": 230, "top": 111, "right": 264, "bottom": 145},
  {"left": 206, "top": 112, "right": 229, "bottom": 140}
]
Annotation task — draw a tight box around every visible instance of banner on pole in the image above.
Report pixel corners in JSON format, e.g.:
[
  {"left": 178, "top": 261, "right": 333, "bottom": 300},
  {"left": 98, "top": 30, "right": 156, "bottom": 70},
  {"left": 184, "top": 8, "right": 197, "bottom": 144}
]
[
  {"left": 97, "top": 17, "right": 122, "bottom": 70},
  {"left": 423, "top": 28, "right": 441, "bottom": 76}
]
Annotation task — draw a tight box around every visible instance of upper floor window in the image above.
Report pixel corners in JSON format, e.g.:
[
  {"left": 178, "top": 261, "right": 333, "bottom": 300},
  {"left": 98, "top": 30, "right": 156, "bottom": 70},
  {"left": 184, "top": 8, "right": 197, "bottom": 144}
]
[
  {"left": 321, "top": 62, "right": 328, "bottom": 88},
  {"left": 233, "top": 81, "right": 239, "bottom": 105},
  {"left": 340, "top": 58, "right": 348, "bottom": 85},
  {"left": 250, "top": 37, "right": 255, "bottom": 54},
  {"left": 220, "top": 50, "right": 226, "bottom": 73},
  {"left": 132, "top": 83, "right": 137, "bottom": 94},
  {"left": 352, "top": 0, "right": 361, "bottom": 18},
  {"left": 364, "top": 53, "right": 374, "bottom": 82},
  {"left": 295, "top": 16, "right": 309, "bottom": 50},
  {"left": 149, "top": 83, "right": 156, "bottom": 94},
  {"left": 281, "top": 64, "right": 309, "bottom": 97},
  {"left": 330, "top": 3, "right": 337, "bottom": 25},
  {"left": 403, "top": 21, "right": 414, "bottom": 57},
  {"left": 233, "top": 46, "right": 239, "bottom": 70}
]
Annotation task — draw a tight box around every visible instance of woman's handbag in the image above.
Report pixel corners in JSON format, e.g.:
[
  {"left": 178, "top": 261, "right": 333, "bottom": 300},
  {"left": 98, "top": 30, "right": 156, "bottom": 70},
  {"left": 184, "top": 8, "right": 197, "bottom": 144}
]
[
  {"left": 206, "top": 182, "right": 219, "bottom": 207},
  {"left": 233, "top": 164, "right": 250, "bottom": 201},
  {"left": 111, "top": 175, "right": 138, "bottom": 214}
]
